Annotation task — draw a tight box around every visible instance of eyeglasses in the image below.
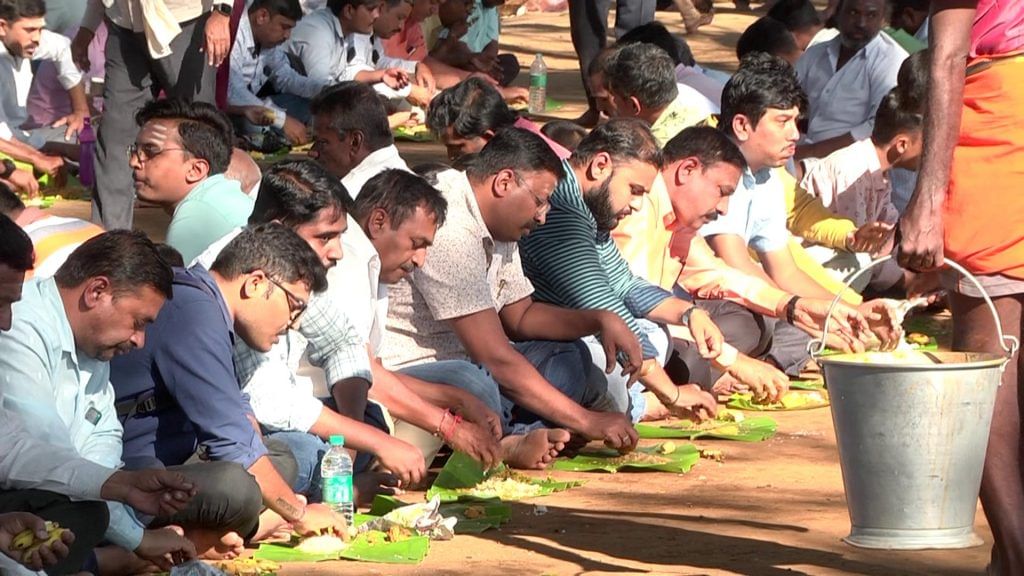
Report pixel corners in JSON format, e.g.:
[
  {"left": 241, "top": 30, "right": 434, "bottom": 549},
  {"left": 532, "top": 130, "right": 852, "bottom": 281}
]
[
  {"left": 513, "top": 172, "right": 551, "bottom": 219},
  {"left": 127, "top": 143, "right": 185, "bottom": 163},
  {"left": 267, "top": 277, "right": 308, "bottom": 329}
]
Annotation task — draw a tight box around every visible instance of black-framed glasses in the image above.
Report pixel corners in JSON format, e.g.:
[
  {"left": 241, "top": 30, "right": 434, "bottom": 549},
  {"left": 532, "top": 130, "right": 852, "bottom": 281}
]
[
  {"left": 127, "top": 143, "right": 186, "bottom": 163},
  {"left": 267, "top": 276, "right": 308, "bottom": 329}
]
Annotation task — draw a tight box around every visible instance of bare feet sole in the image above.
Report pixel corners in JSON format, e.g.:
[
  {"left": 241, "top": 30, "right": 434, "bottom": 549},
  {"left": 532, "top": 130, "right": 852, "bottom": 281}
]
[
  {"left": 191, "top": 530, "right": 245, "bottom": 560},
  {"left": 501, "top": 428, "right": 571, "bottom": 469}
]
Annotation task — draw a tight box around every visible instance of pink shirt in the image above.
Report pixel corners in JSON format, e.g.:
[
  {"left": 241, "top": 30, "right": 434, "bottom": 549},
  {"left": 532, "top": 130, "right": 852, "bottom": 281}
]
[
  {"left": 513, "top": 117, "right": 571, "bottom": 160},
  {"left": 382, "top": 20, "right": 426, "bottom": 62},
  {"left": 971, "top": 0, "right": 1024, "bottom": 58}
]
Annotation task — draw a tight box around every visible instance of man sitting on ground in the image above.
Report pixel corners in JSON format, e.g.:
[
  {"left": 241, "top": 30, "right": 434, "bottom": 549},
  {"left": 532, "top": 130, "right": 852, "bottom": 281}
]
[
  {"left": 129, "top": 99, "right": 254, "bottom": 264},
  {"left": 110, "top": 225, "right": 345, "bottom": 559},
  {"left": 382, "top": 128, "right": 643, "bottom": 455},
  {"left": 0, "top": 231, "right": 198, "bottom": 574}
]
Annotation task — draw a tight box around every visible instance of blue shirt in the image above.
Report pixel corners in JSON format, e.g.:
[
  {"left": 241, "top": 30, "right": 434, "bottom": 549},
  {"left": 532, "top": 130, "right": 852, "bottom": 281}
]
[
  {"left": 519, "top": 161, "right": 671, "bottom": 359},
  {"left": 700, "top": 166, "right": 790, "bottom": 254},
  {"left": 109, "top": 266, "right": 268, "bottom": 471},
  {"left": 0, "top": 277, "right": 144, "bottom": 550}
]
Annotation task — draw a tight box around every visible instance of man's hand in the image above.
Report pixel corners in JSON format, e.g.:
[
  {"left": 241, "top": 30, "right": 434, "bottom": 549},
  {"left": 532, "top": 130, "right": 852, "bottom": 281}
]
[
  {"left": 581, "top": 410, "right": 638, "bottom": 453},
  {"left": 134, "top": 526, "right": 196, "bottom": 571},
  {"left": 282, "top": 116, "right": 309, "bottom": 145},
  {"left": 32, "top": 154, "right": 64, "bottom": 176},
  {"left": 101, "top": 469, "right": 197, "bottom": 518},
  {"left": 687, "top": 308, "right": 723, "bottom": 359},
  {"left": 453, "top": 391, "right": 503, "bottom": 440},
  {"left": 414, "top": 62, "right": 436, "bottom": 92},
  {"left": 292, "top": 503, "right": 347, "bottom": 538},
  {"left": 3, "top": 168, "right": 39, "bottom": 197},
  {"left": 71, "top": 28, "right": 95, "bottom": 71},
  {"left": 376, "top": 437, "right": 426, "bottom": 486},
  {"left": 595, "top": 312, "right": 642, "bottom": 386},
  {"left": 447, "top": 419, "right": 502, "bottom": 469},
  {"left": 0, "top": 513, "right": 73, "bottom": 571},
  {"left": 724, "top": 355, "right": 788, "bottom": 404},
  {"left": 858, "top": 299, "right": 904, "bottom": 351},
  {"left": 787, "top": 297, "right": 867, "bottom": 353},
  {"left": 52, "top": 111, "right": 87, "bottom": 141},
  {"left": 897, "top": 205, "right": 945, "bottom": 272},
  {"left": 381, "top": 68, "right": 411, "bottom": 90},
  {"left": 665, "top": 384, "right": 718, "bottom": 422},
  {"left": 847, "top": 221, "right": 894, "bottom": 254},
  {"left": 243, "top": 106, "right": 276, "bottom": 126},
  {"left": 203, "top": 10, "right": 231, "bottom": 67}
]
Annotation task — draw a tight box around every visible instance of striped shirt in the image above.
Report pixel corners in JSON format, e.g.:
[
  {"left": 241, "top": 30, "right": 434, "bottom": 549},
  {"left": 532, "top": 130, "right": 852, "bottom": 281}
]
[
  {"left": 519, "top": 161, "right": 671, "bottom": 359},
  {"left": 22, "top": 215, "right": 103, "bottom": 278}
]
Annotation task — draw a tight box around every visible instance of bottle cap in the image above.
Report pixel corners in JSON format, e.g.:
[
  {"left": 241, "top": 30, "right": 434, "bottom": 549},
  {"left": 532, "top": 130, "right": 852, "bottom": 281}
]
[{"left": 329, "top": 435, "right": 345, "bottom": 446}]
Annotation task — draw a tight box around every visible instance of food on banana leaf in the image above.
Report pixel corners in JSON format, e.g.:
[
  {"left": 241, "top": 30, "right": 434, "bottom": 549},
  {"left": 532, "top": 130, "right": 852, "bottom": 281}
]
[
  {"left": 215, "top": 558, "right": 281, "bottom": 576},
  {"left": 462, "top": 505, "right": 487, "bottom": 519},
  {"left": 659, "top": 441, "right": 677, "bottom": 454},
  {"left": 601, "top": 451, "right": 672, "bottom": 467},
  {"left": 456, "top": 469, "right": 544, "bottom": 499},
  {"left": 294, "top": 534, "right": 348, "bottom": 555}
]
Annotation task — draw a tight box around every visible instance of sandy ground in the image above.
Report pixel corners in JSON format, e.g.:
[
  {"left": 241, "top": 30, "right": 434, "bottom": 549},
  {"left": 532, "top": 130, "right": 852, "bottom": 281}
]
[{"left": 47, "top": 4, "right": 995, "bottom": 574}]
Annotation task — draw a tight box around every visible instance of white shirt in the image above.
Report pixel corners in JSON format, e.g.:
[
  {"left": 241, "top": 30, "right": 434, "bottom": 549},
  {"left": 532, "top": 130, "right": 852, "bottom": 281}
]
[
  {"left": 0, "top": 278, "right": 143, "bottom": 550},
  {"left": 676, "top": 82, "right": 719, "bottom": 116},
  {"left": 796, "top": 32, "right": 908, "bottom": 144},
  {"left": 81, "top": 0, "right": 213, "bottom": 59},
  {"left": 0, "top": 30, "right": 82, "bottom": 141},
  {"left": 341, "top": 144, "right": 411, "bottom": 197},
  {"left": 286, "top": 8, "right": 362, "bottom": 86},
  {"left": 674, "top": 64, "right": 723, "bottom": 109},
  {"left": 347, "top": 33, "right": 417, "bottom": 100},
  {"left": 228, "top": 14, "right": 325, "bottom": 128}
]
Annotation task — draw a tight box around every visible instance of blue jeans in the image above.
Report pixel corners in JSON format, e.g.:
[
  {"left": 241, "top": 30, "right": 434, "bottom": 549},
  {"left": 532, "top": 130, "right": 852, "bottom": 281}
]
[
  {"left": 266, "top": 401, "right": 388, "bottom": 501},
  {"left": 582, "top": 318, "right": 668, "bottom": 423},
  {"left": 398, "top": 360, "right": 505, "bottom": 431}
]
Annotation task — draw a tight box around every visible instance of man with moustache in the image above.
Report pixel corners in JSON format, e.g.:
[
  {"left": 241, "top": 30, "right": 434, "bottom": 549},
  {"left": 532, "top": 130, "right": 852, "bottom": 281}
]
[{"left": 519, "top": 120, "right": 783, "bottom": 421}]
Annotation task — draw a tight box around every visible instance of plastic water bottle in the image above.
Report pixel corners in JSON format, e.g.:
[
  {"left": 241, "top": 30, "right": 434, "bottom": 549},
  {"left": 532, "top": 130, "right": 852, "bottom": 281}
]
[
  {"left": 320, "top": 435, "right": 354, "bottom": 526},
  {"left": 528, "top": 53, "right": 547, "bottom": 114},
  {"left": 78, "top": 117, "right": 96, "bottom": 188}
]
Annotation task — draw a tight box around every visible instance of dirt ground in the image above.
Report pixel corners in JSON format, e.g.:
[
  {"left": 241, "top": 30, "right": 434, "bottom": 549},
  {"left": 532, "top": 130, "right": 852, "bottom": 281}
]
[{"left": 46, "top": 4, "right": 996, "bottom": 575}]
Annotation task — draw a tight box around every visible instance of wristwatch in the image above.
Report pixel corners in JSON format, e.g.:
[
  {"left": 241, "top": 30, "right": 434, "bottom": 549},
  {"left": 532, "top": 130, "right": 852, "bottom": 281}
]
[
  {"left": 213, "top": 2, "right": 232, "bottom": 16},
  {"left": 0, "top": 158, "right": 16, "bottom": 180}
]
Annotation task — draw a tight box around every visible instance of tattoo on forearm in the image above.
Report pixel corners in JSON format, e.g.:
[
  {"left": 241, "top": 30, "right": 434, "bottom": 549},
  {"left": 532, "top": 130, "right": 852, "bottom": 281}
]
[{"left": 275, "top": 497, "right": 302, "bottom": 521}]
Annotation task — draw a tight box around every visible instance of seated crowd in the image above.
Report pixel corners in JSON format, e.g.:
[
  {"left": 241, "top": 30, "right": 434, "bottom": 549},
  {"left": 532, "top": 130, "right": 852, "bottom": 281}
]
[{"left": 0, "top": 0, "right": 937, "bottom": 572}]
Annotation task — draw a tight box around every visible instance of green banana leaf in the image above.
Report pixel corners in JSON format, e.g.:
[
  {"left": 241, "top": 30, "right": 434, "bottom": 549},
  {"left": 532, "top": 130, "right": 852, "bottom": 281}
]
[
  {"left": 393, "top": 126, "right": 434, "bottom": 142},
  {"left": 788, "top": 379, "right": 825, "bottom": 391},
  {"left": 427, "top": 452, "right": 583, "bottom": 502},
  {"left": 512, "top": 98, "right": 566, "bottom": 114},
  {"left": 368, "top": 495, "right": 511, "bottom": 534},
  {"left": 550, "top": 443, "right": 700, "bottom": 473},
  {"left": 253, "top": 530, "right": 429, "bottom": 565},
  {"left": 635, "top": 416, "right": 777, "bottom": 442},
  {"left": 727, "top": 390, "right": 830, "bottom": 411}
]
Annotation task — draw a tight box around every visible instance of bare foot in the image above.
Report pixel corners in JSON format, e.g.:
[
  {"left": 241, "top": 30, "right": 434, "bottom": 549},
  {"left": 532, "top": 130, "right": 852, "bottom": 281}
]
[
  {"left": 640, "top": 391, "right": 669, "bottom": 422},
  {"left": 93, "top": 545, "right": 158, "bottom": 576},
  {"left": 252, "top": 508, "right": 289, "bottom": 543},
  {"left": 501, "top": 428, "right": 571, "bottom": 469},
  {"left": 712, "top": 373, "right": 749, "bottom": 402},
  {"left": 184, "top": 529, "right": 245, "bottom": 560},
  {"left": 354, "top": 470, "right": 402, "bottom": 506}
]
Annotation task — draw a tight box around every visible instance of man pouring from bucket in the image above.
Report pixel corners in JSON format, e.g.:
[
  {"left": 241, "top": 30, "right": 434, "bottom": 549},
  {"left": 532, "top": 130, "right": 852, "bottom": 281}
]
[{"left": 897, "top": 1, "right": 1024, "bottom": 574}]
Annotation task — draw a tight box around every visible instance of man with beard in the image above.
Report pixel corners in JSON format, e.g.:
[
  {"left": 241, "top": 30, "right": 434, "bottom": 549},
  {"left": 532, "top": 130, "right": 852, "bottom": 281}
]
[
  {"left": 795, "top": 0, "right": 908, "bottom": 161},
  {"left": 520, "top": 119, "right": 784, "bottom": 421}
]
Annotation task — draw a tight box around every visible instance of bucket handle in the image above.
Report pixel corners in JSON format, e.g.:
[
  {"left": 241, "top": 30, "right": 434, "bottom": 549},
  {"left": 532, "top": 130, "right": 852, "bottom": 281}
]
[{"left": 807, "top": 256, "right": 1019, "bottom": 369}]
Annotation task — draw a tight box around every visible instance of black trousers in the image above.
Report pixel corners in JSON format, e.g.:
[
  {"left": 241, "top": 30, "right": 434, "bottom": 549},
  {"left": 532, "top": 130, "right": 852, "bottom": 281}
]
[
  {"left": 0, "top": 489, "right": 109, "bottom": 575},
  {"left": 670, "top": 299, "right": 773, "bottom": 389},
  {"left": 568, "top": 0, "right": 657, "bottom": 110}
]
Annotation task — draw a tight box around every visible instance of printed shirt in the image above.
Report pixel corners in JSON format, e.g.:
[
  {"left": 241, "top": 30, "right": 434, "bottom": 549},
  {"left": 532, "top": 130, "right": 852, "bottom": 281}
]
[
  {"left": 381, "top": 169, "right": 534, "bottom": 369},
  {"left": 796, "top": 32, "right": 908, "bottom": 144},
  {"left": 22, "top": 215, "right": 104, "bottom": 278},
  {"left": 0, "top": 277, "right": 144, "bottom": 550},
  {"left": 799, "top": 138, "right": 899, "bottom": 228},
  {"left": 228, "top": 13, "right": 325, "bottom": 127},
  {"left": 519, "top": 161, "right": 671, "bottom": 359}
]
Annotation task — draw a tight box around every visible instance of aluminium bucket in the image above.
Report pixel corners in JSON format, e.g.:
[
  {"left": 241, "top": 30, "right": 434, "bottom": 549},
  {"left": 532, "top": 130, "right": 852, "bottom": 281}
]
[{"left": 810, "top": 257, "right": 1018, "bottom": 550}]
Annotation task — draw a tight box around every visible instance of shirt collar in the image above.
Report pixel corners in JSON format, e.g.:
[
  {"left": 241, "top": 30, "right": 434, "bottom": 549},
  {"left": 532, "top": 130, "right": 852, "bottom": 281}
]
[
  {"left": 238, "top": 14, "right": 257, "bottom": 57},
  {"left": 444, "top": 169, "right": 494, "bottom": 247},
  {"left": 826, "top": 32, "right": 886, "bottom": 67},
  {"left": 741, "top": 164, "right": 772, "bottom": 189}
]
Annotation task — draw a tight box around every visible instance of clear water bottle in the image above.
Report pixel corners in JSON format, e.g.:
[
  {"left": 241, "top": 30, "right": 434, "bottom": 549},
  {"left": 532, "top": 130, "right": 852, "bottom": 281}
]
[
  {"left": 78, "top": 117, "right": 96, "bottom": 188},
  {"left": 320, "top": 435, "right": 354, "bottom": 526},
  {"left": 528, "top": 53, "right": 547, "bottom": 114}
]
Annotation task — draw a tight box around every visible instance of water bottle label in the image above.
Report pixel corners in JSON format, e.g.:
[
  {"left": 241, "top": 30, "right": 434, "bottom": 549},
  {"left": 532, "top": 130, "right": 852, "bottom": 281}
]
[
  {"left": 530, "top": 74, "right": 547, "bottom": 88},
  {"left": 322, "top": 474, "right": 353, "bottom": 504}
]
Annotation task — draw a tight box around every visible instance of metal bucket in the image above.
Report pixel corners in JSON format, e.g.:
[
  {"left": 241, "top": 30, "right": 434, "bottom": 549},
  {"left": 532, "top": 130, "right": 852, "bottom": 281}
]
[{"left": 809, "top": 257, "right": 1019, "bottom": 550}]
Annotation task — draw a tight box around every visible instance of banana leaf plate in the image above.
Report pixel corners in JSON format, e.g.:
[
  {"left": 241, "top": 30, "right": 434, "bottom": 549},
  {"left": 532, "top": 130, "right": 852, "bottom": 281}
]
[
  {"left": 788, "top": 379, "right": 825, "bottom": 390},
  {"left": 369, "top": 494, "right": 511, "bottom": 534},
  {"left": 393, "top": 125, "right": 433, "bottom": 142},
  {"left": 727, "top": 390, "right": 830, "bottom": 411},
  {"left": 427, "top": 452, "right": 583, "bottom": 502},
  {"left": 635, "top": 416, "right": 777, "bottom": 442},
  {"left": 253, "top": 513, "right": 429, "bottom": 565},
  {"left": 550, "top": 443, "right": 699, "bottom": 474}
]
